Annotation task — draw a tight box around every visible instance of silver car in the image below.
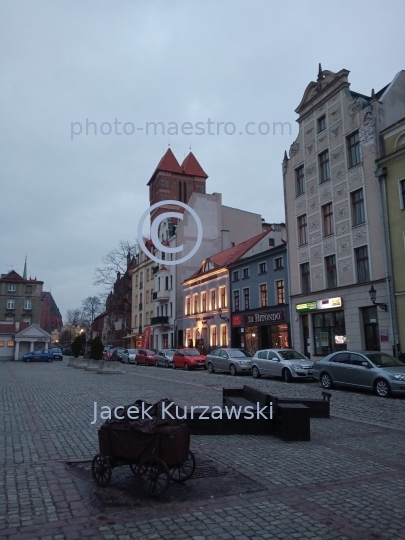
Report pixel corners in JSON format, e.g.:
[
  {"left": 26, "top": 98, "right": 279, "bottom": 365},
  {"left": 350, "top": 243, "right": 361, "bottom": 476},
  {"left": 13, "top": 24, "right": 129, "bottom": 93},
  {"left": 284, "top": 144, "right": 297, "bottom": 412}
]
[
  {"left": 155, "top": 349, "right": 175, "bottom": 368},
  {"left": 121, "top": 349, "right": 139, "bottom": 364},
  {"left": 206, "top": 348, "right": 252, "bottom": 376},
  {"left": 251, "top": 349, "right": 314, "bottom": 382},
  {"left": 313, "top": 350, "right": 405, "bottom": 397}
]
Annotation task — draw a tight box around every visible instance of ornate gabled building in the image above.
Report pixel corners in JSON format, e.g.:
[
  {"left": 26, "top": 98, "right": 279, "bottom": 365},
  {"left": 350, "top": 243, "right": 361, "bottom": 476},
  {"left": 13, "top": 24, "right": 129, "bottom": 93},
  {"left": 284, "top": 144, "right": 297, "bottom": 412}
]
[{"left": 283, "top": 66, "right": 405, "bottom": 358}]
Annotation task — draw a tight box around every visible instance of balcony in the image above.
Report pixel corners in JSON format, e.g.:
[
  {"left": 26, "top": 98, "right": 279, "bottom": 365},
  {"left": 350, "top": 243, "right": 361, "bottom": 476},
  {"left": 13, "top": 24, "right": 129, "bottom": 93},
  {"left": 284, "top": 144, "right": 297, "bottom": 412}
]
[
  {"left": 153, "top": 290, "right": 170, "bottom": 302},
  {"left": 150, "top": 316, "right": 169, "bottom": 326}
]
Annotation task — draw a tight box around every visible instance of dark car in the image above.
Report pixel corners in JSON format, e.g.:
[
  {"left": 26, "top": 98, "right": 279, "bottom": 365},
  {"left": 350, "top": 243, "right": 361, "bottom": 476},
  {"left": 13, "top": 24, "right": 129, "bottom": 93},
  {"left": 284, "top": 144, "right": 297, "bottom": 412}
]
[
  {"left": 51, "top": 347, "right": 63, "bottom": 360},
  {"left": 172, "top": 349, "right": 206, "bottom": 370},
  {"left": 134, "top": 349, "right": 156, "bottom": 366},
  {"left": 23, "top": 349, "right": 53, "bottom": 362},
  {"left": 313, "top": 350, "right": 405, "bottom": 397},
  {"left": 61, "top": 346, "right": 72, "bottom": 355}
]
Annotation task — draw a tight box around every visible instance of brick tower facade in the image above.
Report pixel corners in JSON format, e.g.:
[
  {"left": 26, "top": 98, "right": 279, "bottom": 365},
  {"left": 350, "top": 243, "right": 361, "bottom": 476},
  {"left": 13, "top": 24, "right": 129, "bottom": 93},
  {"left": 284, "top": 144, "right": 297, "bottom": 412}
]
[{"left": 147, "top": 148, "right": 208, "bottom": 223}]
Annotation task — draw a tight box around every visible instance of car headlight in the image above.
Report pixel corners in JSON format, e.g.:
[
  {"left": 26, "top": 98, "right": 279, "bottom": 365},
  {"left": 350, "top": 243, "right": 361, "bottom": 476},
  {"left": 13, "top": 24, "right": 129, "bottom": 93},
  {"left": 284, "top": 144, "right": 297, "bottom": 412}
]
[
  {"left": 239, "top": 361, "right": 246, "bottom": 366},
  {"left": 292, "top": 364, "right": 305, "bottom": 370},
  {"left": 393, "top": 374, "right": 405, "bottom": 381}
]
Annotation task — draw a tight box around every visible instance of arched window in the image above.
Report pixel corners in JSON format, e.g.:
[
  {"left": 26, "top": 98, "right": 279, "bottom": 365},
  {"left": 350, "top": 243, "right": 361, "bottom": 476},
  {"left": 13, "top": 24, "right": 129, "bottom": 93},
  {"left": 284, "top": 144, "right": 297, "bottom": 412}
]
[
  {"left": 397, "top": 133, "right": 405, "bottom": 147},
  {"left": 178, "top": 181, "right": 182, "bottom": 201},
  {"left": 183, "top": 182, "right": 187, "bottom": 203}
]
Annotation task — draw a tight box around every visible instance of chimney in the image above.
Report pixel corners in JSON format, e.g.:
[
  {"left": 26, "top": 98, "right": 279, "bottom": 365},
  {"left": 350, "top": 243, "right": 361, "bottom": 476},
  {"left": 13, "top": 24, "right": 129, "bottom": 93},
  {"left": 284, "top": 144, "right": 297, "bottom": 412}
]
[{"left": 221, "top": 230, "right": 231, "bottom": 251}]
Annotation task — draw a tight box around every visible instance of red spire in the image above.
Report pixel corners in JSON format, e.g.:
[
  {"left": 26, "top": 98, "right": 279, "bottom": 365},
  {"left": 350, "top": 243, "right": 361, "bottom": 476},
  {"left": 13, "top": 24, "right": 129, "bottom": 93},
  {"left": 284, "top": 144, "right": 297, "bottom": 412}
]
[
  {"left": 148, "top": 148, "right": 183, "bottom": 185},
  {"left": 181, "top": 152, "right": 208, "bottom": 178}
]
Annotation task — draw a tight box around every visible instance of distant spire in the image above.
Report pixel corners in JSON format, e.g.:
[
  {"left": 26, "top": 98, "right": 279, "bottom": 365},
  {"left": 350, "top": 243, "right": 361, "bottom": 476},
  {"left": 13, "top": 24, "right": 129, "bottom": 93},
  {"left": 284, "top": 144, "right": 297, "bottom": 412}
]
[
  {"left": 317, "top": 63, "right": 324, "bottom": 82},
  {"left": 23, "top": 255, "right": 27, "bottom": 280},
  {"left": 371, "top": 88, "right": 376, "bottom": 100},
  {"left": 283, "top": 150, "right": 288, "bottom": 161}
]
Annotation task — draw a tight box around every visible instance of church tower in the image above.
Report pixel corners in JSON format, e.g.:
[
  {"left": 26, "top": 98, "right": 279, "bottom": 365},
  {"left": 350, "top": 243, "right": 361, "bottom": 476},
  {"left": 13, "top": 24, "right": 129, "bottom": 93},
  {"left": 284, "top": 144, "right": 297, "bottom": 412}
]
[{"left": 147, "top": 148, "right": 208, "bottom": 224}]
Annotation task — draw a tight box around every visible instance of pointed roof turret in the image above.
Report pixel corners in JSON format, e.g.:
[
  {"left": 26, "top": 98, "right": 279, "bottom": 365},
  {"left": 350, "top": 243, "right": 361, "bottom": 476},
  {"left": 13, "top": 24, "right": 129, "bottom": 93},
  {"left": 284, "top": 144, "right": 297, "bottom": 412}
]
[
  {"left": 181, "top": 152, "right": 208, "bottom": 178},
  {"left": 317, "top": 63, "right": 324, "bottom": 82},
  {"left": 148, "top": 148, "right": 183, "bottom": 185}
]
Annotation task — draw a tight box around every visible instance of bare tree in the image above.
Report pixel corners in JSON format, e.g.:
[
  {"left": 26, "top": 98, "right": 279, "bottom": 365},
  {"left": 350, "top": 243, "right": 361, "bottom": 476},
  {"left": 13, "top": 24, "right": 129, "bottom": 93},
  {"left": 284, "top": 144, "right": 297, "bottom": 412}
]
[
  {"left": 82, "top": 296, "right": 103, "bottom": 325},
  {"left": 94, "top": 240, "right": 138, "bottom": 292},
  {"left": 66, "top": 308, "right": 85, "bottom": 326}
]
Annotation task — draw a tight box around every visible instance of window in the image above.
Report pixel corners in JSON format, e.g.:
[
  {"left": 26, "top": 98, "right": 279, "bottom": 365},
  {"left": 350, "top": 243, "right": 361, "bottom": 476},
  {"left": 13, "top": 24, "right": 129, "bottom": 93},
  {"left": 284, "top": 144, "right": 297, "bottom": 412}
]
[
  {"left": 347, "top": 131, "right": 360, "bottom": 168},
  {"left": 7, "top": 300, "right": 14, "bottom": 310},
  {"left": 243, "top": 288, "right": 250, "bottom": 310},
  {"left": 24, "top": 300, "right": 32, "bottom": 310},
  {"left": 170, "top": 275, "right": 173, "bottom": 289},
  {"left": 242, "top": 268, "right": 249, "bottom": 279},
  {"left": 260, "top": 284, "right": 267, "bottom": 307},
  {"left": 170, "top": 302, "right": 173, "bottom": 317},
  {"left": 319, "top": 150, "right": 330, "bottom": 183},
  {"left": 7, "top": 341, "right": 14, "bottom": 347},
  {"left": 201, "top": 292, "right": 207, "bottom": 312},
  {"left": 233, "top": 290, "right": 240, "bottom": 311},
  {"left": 193, "top": 294, "right": 199, "bottom": 314},
  {"left": 399, "top": 179, "right": 405, "bottom": 209},
  {"left": 325, "top": 255, "right": 337, "bottom": 289},
  {"left": 211, "top": 289, "right": 216, "bottom": 310},
  {"left": 351, "top": 188, "right": 366, "bottom": 226},
  {"left": 317, "top": 115, "right": 326, "bottom": 133},
  {"left": 295, "top": 165, "right": 305, "bottom": 196},
  {"left": 0, "top": 341, "right": 4, "bottom": 347},
  {"left": 322, "top": 202, "right": 334, "bottom": 237},
  {"left": 298, "top": 214, "right": 308, "bottom": 246},
  {"left": 165, "top": 276, "right": 169, "bottom": 290},
  {"left": 269, "top": 238, "right": 275, "bottom": 247},
  {"left": 276, "top": 280, "right": 285, "bottom": 304},
  {"left": 221, "top": 325, "right": 227, "bottom": 347},
  {"left": 25, "top": 285, "right": 32, "bottom": 293},
  {"left": 8, "top": 284, "right": 16, "bottom": 292},
  {"left": 146, "top": 291, "right": 149, "bottom": 303},
  {"left": 301, "top": 263, "right": 311, "bottom": 293},
  {"left": 356, "top": 246, "right": 370, "bottom": 283},
  {"left": 185, "top": 296, "right": 191, "bottom": 315},
  {"left": 211, "top": 325, "right": 217, "bottom": 347},
  {"left": 146, "top": 269, "right": 149, "bottom": 281},
  {"left": 220, "top": 286, "right": 226, "bottom": 308},
  {"left": 274, "top": 256, "right": 283, "bottom": 269},
  {"left": 232, "top": 270, "right": 239, "bottom": 281},
  {"left": 259, "top": 262, "right": 267, "bottom": 274}
]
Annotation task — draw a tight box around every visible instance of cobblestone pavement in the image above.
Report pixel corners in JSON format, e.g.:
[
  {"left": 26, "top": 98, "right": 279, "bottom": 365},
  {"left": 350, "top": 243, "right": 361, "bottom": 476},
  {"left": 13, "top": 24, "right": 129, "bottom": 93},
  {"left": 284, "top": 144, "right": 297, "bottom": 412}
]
[{"left": 1, "top": 360, "right": 405, "bottom": 540}]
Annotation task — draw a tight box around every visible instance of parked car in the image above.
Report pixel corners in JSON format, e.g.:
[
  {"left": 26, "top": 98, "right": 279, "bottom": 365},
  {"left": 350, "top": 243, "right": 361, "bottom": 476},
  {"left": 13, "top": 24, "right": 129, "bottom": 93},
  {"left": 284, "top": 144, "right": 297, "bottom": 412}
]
[
  {"left": 134, "top": 349, "right": 156, "bottom": 366},
  {"left": 155, "top": 349, "right": 176, "bottom": 368},
  {"left": 23, "top": 349, "right": 53, "bottom": 362},
  {"left": 313, "top": 350, "right": 405, "bottom": 397},
  {"left": 102, "top": 346, "right": 114, "bottom": 360},
  {"left": 61, "top": 346, "right": 72, "bottom": 355},
  {"left": 114, "top": 347, "right": 126, "bottom": 361},
  {"left": 172, "top": 348, "right": 206, "bottom": 370},
  {"left": 251, "top": 349, "right": 314, "bottom": 382},
  {"left": 51, "top": 347, "right": 63, "bottom": 360},
  {"left": 206, "top": 348, "right": 252, "bottom": 375},
  {"left": 121, "top": 349, "right": 139, "bottom": 364}
]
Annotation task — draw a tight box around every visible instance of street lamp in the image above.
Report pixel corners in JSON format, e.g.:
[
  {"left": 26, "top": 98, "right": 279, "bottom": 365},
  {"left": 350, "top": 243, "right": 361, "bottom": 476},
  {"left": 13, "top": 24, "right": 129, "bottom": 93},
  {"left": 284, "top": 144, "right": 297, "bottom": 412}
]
[
  {"left": 368, "top": 285, "right": 387, "bottom": 311},
  {"left": 218, "top": 308, "right": 230, "bottom": 322}
]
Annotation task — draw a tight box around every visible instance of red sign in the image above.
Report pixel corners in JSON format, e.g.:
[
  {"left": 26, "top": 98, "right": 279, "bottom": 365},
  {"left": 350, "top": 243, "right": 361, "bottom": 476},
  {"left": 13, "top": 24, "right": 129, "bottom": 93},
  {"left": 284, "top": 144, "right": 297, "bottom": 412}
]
[
  {"left": 232, "top": 315, "right": 242, "bottom": 327},
  {"left": 142, "top": 326, "right": 152, "bottom": 349}
]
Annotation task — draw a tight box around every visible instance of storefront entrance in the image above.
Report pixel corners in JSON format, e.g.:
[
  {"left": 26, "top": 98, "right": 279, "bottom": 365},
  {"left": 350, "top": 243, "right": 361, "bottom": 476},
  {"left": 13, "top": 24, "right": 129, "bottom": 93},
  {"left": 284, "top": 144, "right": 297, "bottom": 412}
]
[
  {"left": 313, "top": 310, "right": 346, "bottom": 356},
  {"left": 363, "top": 307, "right": 380, "bottom": 351}
]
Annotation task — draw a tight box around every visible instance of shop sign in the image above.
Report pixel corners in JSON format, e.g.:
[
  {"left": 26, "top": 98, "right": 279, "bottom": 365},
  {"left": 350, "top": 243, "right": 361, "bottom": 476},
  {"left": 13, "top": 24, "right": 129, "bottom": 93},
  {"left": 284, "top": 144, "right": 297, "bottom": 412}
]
[
  {"left": 232, "top": 315, "right": 242, "bottom": 327},
  {"left": 380, "top": 328, "right": 389, "bottom": 342},
  {"left": 243, "top": 309, "right": 285, "bottom": 326},
  {"left": 296, "top": 297, "right": 342, "bottom": 312}
]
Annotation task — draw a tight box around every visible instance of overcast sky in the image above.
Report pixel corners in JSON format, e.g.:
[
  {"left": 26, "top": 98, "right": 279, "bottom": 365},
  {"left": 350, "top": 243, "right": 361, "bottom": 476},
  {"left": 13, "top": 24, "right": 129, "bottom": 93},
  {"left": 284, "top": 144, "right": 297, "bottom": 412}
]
[{"left": 1, "top": 0, "right": 404, "bottom": 321}]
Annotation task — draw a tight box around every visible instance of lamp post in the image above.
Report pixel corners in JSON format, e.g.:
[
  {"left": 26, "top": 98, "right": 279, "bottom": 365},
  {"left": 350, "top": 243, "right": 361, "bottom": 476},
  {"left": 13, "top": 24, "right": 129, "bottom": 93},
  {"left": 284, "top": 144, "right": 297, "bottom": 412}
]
[
  {"left": 368, "top": 285, "right": 388, "bottom": 311},
  {"left": 218, "top": 308, "right": 230, "bottom": 323}
]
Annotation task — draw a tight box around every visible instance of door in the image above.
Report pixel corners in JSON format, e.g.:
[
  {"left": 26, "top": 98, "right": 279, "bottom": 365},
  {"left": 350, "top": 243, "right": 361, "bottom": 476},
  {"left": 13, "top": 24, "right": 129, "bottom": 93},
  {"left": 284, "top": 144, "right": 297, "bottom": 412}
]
[
  {"left": 267, "top": 350, "right": 281, "bottom": 376},
  {"left": 327, "top": 352, "right": 350, "bottom": 383},
  {"left": 363, "top": 307, "right": 380, "bottom": 351},
  {"left": 219, "top": 349, "right": 230, "bottom": 371},
  {"left": 302, "top": 315, "right": 310, "bottom": 358},
  {"left": 255, "top": 350, "right": 269, "bottom": 375},
  {"left": 347, "top": 353, "right": 375, "bottom": 388}
]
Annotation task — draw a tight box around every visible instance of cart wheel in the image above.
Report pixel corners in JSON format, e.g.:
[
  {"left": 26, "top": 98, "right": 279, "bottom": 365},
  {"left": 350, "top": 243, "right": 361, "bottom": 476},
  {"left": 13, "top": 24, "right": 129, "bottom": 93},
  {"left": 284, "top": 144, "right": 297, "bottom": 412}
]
[
  {"left": 170, "top": 450, "right": 196, "bottom": 483},
  {"left": 91, "top": 454, "right": 112, "bottom": 487},
  {"left": 129, "top": 463, "right": 137, "bottom": 474},
  {"left": 136, "top": 456, "right": 170, "bottom": 497}
]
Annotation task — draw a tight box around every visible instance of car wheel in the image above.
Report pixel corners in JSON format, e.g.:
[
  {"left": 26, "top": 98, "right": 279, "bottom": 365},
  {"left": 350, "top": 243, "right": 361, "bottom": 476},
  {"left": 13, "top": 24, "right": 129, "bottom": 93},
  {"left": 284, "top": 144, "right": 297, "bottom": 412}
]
[
  {"left": 184, "top": 362, "right": 189, "bottom": 371},
  {"left": 134, "top": 358, "right": 138, "bottom": 365},
  {"left": 172, "top": 362, "right": 176, "bottom": 369},
  {"left": 230, "top": 364, "right": 237, "bottom": 376},
  {"left": 155, "top": 359, "right": 159, "bottom": 367},
  {"left": 207, "top": 362, "right": 215, "bottom": 373},
  {"left": 283, "top": 368, "right": 292, "bottom": 382},
  {"left": 165, "top": 360, "right": 169, "bottom": 368},
  {"left": 320, "top": 372, "right": 333, "bottom": 389},
  {"left": 375, "top": 378, "right": 390, "bottom": 398},
  {"left": 252, "top": 366, "right": 261, "bottom": 378},
  {"left": 48, "top": 358, "right": 52, "bottom": 363},
  {"left": 26, "top": 358, "right": 30, "bottom": 362}
]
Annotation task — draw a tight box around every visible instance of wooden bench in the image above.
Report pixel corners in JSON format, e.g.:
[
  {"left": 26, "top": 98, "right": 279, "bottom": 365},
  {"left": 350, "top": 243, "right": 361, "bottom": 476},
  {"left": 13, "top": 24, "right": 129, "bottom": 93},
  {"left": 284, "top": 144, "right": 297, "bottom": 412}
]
[
  {"left": 275, "top": 403, "right": 310, "bottom": 441},
  {"left": 184, "top": 406, "right": 273, "bottom": 435}
]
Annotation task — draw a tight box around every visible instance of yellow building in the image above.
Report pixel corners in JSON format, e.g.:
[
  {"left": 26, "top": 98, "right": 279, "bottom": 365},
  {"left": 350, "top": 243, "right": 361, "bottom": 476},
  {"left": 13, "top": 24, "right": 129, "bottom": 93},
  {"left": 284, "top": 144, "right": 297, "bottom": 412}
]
[{"left": 377, "top": 117, "right": 405, "bottom": 353}]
